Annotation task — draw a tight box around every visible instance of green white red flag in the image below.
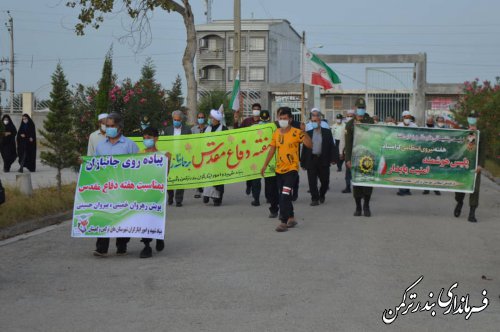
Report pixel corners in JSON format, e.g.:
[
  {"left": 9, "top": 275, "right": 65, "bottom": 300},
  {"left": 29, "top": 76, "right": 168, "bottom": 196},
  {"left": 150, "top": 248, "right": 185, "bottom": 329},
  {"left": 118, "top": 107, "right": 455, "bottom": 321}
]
[{"left": 303, "top": 48, "right": 341, "bottom": 90}]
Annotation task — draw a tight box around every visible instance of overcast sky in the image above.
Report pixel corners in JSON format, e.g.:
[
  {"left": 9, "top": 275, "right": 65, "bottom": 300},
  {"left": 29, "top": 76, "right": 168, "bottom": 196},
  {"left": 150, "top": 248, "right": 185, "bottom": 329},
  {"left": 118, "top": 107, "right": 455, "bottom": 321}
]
[{"left": 0, "top": 0, "right": 499, "bottom": 101}]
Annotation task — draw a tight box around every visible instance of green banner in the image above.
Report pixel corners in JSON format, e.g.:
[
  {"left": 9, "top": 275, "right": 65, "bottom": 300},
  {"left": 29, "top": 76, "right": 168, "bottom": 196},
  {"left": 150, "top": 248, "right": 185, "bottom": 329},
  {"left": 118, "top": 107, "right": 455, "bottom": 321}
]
[
  {"left": 131, "top": 124, "right": 276, "bottom": 189},
  {"left": 351, "top": 124, "right": 479, "bottom": 193},
  {"left": 71, "top": 153, "right": 168, "bottom": 239}
]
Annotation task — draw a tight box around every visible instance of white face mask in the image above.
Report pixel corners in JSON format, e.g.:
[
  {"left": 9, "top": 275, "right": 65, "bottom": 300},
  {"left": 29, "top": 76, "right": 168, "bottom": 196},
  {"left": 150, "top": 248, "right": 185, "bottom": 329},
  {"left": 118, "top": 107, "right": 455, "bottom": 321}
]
[
  {"left": 101, "top": 124, "right": 107, "bottom": 132},
  {"left": 403, "top": 118, "right": 411, "bottom": 125},
  {"left": 278, "top": 120, "right": 289, "bottom": 129},
  {"left": 3, "top": 120, "right": 8, "bottom": 125},
  {"left": 252, "top": 110, "right": 260, "bottom": 117},
  {"left": 336, "top": 119, "right": 342, "bottom": 124}
]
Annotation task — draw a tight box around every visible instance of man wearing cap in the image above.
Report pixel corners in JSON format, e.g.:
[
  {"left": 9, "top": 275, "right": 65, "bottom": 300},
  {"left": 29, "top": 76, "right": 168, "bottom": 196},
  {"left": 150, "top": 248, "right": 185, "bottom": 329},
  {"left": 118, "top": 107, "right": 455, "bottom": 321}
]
[
  {"left": 344, "top": 97, "right": 375, "bottom": 217},
  {"left": 165, "top": 110, "right": 191, "bottom": 207},
  {"left": 454, "top": 111, "right": 485, "bottom": 223},
  {"left": 87, "top": 113, "right": 108, "bottom": 156},
  {"left": 202, "top": 109, "right": 228, "bottom": 206},
  {"left": 397, "top": 110, "right": 418, "bottom": 196},
  {"left": 331, "top": 113, "right": 346, "bottom": 172},
  {"left": 301, "top": 111, "right": 338, "bottom": 206}
]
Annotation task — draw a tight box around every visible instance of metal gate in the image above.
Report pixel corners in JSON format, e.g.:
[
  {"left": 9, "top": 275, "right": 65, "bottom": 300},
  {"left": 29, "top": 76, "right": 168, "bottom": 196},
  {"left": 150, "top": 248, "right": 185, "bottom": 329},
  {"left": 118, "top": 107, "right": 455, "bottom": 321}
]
[{"left": 365, "top": 67, "right": 414, "bottom": 122}]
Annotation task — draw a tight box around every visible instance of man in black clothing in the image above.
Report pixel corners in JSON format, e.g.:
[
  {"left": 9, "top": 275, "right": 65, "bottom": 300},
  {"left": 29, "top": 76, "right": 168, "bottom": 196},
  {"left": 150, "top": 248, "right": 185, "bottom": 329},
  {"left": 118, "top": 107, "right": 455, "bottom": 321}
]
[{"left": 301, "top": 111, "right": 339, "bottom": 205}]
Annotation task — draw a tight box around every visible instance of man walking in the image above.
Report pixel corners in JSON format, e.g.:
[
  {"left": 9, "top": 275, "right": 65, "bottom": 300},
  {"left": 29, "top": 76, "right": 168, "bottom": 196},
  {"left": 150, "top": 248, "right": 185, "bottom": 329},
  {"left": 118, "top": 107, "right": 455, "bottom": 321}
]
[{"left": 331, "top": 113, "right": 345, "bottom": 172}]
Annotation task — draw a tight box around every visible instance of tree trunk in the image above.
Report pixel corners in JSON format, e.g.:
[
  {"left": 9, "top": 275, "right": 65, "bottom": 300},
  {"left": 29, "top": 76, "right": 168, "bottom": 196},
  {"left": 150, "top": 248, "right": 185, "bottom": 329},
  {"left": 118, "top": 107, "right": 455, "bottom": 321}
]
[
  {"left": 57, "top": 168, "right": 62, "bottom": 192},
  {"left": 180, "top": 0, "right": 198, "bottom": 125}
]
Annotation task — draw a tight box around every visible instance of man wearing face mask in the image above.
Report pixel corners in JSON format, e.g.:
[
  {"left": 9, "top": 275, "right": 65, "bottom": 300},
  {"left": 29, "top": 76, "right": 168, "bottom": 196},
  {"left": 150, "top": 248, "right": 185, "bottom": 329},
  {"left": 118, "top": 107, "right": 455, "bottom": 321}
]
[
  {"left": 234, "top": 103, "right": 263, "bottom": 200},
  {"left": 93, "top": 112, "right": 139, "bottom": 257},
  {"left": 165, "top": 110, "right": 191, "bottom": 207},
  {"left": 344, "top": 97, "right": 375, "bottom": 217},
  {"left": 87, "top": 113, "right": 108, "bottom": 156},
  {"left": 191, "top": 112, "right": 207, "bottom": 134},
  {"left": 301, "top": 111, "right": 338, "bottom": 206},
  {"left": 435, "top": 116, "right": 447, "bottom": 129},
  {"left": 261, "top": 107, "right": 312, "bottom": 232},
  {"left": 454, "top": 111, "right": 485, "bottom": 223},
  {"left": 397, "top": 110, "right": 418, "bottom": 196},
  {"left": 341, "top": 109, "right": 355, "bottom": 193},
  {"left": 331, "top": 113, "right": 346, "bottom": 172},
  {"left": 203, "top": 109, "right": 228, "bottom": 206},
  {"left": 423, "top": 115, "right": 441, "bottom": 196}
]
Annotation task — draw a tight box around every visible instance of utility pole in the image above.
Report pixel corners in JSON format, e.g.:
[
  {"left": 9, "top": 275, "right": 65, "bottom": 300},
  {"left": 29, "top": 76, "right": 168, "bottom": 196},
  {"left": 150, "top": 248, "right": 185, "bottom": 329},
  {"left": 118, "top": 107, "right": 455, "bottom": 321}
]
[
  {"left": 6, "top": 12, "right": 14, "bottom": 114},
  {"left": 301, "top": 31, "right": 305, "bottom": 122},
  {"left": 233, "top": 0, "right": 241, "bottom": 114}
]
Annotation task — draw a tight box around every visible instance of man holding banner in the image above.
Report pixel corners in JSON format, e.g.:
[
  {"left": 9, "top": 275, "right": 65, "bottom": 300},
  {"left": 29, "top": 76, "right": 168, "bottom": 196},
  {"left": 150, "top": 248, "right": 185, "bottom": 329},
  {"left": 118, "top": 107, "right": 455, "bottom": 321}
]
[
  {"left": 345, "top": 98, "right": 375, "bottom": 217},
  {"left": 93, "top": 113, "right": 139, "bottom": 256}
]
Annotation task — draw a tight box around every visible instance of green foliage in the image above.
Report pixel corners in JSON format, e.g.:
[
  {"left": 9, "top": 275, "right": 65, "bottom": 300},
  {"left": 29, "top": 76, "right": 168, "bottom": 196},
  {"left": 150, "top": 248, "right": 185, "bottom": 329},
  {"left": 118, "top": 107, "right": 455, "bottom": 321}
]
[
  {"left": 39, "top": 64, "right": 79, "bottom": 190},
  {"left": 72, "top": 84, "right": 98, "bottom": 158},
  {"left": 95, "top": 46, "right": 114, "bottom": 114},
  {"left": 454, "top": 77, "right": 500, "bottom": 166},
  {"left": 198, "top": 90, "right": 233, "bottom": 126}
]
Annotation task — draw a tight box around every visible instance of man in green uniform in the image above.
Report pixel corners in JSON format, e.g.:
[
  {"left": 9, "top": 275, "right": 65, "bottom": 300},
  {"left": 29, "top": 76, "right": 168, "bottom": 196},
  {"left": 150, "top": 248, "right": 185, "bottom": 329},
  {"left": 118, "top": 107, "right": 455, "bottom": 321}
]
[
  {"left": 344, "top": 97, "right": 375, "bottom": 217},
  {"left": 454, "top": 111, "right": 486, "bottom": 223}
]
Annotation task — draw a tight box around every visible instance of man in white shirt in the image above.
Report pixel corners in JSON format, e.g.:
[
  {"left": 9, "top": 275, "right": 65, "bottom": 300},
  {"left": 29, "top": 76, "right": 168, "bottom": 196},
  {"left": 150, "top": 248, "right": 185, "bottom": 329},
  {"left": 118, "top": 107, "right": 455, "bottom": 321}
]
[
  {"left": 86, "top": 113, "right": 108, "bottom": 156},
  {"left": 397, "top": 110, "right": 418, "bottom": 196},
  {"left": 331, "top": 113, "right": 345, "bottom": 172}
]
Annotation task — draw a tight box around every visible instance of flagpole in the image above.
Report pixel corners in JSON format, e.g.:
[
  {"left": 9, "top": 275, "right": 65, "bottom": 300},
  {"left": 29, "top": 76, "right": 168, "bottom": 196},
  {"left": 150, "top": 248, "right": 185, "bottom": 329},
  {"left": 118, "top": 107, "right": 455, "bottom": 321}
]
[{"left": 301, "top": 31, "right": 305, "bottom": 123}]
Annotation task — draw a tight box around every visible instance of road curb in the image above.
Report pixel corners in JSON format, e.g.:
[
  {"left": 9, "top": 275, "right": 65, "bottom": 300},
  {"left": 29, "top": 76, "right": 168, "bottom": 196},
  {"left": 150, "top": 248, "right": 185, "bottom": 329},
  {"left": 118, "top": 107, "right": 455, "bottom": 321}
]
[{"left": 0, "top": 210, "right": 72, "bottom": 240}]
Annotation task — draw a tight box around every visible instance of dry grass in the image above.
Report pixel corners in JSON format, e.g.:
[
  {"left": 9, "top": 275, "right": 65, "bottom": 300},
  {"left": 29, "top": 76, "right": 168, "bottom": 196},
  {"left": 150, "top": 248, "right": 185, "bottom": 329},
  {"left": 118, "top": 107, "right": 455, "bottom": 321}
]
[
  {"left": 485, "top": 159, "right": 500, "bottom": 178},
  {"left": 0, "top": 183, "right": 76, "bottom": 229}
]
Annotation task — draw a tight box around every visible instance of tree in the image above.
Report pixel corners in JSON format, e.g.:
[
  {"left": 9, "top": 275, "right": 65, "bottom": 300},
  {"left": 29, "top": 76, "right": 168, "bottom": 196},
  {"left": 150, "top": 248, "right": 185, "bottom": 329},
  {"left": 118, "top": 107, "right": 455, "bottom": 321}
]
[
  {"left": 67, "top": 0, "right": 198, "bottom": 124},
  {"left": 198, "top": 90, "right": 233, "bottom": 127},
  {"left": 40, "top": 64, "right": 78, "bottom": 191},
  {"left": 165, "top": 74, "right": 184, "bottom": 116},
  {"left": 95, "top": 46, "right": 114, "bottom": 115},
  {"left": 72, "top": 83, "right": 97, "bottom": 158}
]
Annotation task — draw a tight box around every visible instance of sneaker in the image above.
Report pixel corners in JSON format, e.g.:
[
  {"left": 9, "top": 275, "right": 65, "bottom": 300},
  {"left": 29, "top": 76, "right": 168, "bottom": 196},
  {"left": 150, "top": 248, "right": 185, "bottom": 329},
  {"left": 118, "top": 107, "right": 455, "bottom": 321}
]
[
  {"left": 286, "top": 219, "right": 298, "bottom": 228},
  {"left": 93, "top": 250, "right": 108, "bottom": 257},
  {"left": 116, "top": 247, "right": 127, "bottom": 256},
  {"left": 269, "top": 212, "right": 278, "bottom": 218},
  {"left": 176, "top": 202, "right": 183, "bottom": 207},
  {"left": 275, "top": 223, "right": 288, "bottom": 232},
  {"left": 310, "top": 200, "right": 319, "bottom": 206},
  {"left": 156, "top": 239, "right": 165, "bottom": 252},
  {"left": 251, "top": 200, "right": 260, "bottom": 206},
  {"left": 140, "top": 246, "right": 152, "bottom": 258}
]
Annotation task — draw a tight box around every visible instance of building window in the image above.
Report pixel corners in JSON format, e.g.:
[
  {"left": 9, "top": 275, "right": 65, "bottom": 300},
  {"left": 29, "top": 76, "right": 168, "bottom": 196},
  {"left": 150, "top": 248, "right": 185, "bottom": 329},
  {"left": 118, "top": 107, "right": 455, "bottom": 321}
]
[
  {"left": 249, "top": 67, "right": 265, "bottom": 81},
  {"left": 249, "top": 37, "right": 265, "bottom": 51},
  {"left": 228, "top": 67, "right": 246, "bottom": 81},
  {"left": 333, "top": 96, "right": 343, "bottom": 110},
  {"left": 228, "top": 36, "right": 246, "bottom": 51},
  {"left": 199, "top": 66, "right": 224, "bottom": 81}
]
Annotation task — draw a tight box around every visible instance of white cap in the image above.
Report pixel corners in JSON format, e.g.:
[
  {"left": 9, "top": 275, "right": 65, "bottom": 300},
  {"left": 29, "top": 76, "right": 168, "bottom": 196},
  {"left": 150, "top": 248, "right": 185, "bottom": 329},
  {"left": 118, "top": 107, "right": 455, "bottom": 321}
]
[
  {"left": 210, "top": 109, "right": 223, "bottom": 121},
  {"left": 402, "top": 110, "right": 411, "bottom": 117},
  {"left": 310, "top": 107, "right": 321, "bottom": 114},
  {"left": 98, "top": 113, "right": 109, "bottom": 121}
]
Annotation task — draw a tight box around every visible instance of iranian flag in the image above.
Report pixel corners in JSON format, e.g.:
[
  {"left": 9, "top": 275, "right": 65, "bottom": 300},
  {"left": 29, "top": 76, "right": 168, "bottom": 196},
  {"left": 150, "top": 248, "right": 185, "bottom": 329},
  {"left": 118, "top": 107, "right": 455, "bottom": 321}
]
[
  {"left": 230, "top": 71, "right": 240, "bottom": 111},
  {"left": 303, "top": 48, "right": 341, "bottom": 90}
]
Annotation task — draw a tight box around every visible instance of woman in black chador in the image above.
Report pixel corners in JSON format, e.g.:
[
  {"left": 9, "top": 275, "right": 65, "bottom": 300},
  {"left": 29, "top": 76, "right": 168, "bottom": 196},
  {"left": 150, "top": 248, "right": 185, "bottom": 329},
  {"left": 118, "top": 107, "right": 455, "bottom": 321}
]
[
  {"left": 16, "top": 114, "right": 37, "bottom": 172},
  {"left": 1, "top": 114, "right": 18, "bottom": 172}
]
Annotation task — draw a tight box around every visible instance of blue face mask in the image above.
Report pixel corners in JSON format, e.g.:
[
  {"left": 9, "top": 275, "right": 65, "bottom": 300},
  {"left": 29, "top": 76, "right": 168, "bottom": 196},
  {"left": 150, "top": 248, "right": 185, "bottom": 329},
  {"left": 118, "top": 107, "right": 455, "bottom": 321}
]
[
  {"left": 356, "top": 108, "right": 366, "bottom": 116},
  {"left": 173, "top": 120, "right": 182, "bottom": 128},
  {"left": 106, "top": 127, "right": 118, "bottom": 138},
  {"left": 311, "top": 122, "right": 319, "bottom": 129},
  {"left": 143, "top": 138, "right": 155, "bottom": 149},
  {"left": 197, "top": 118, "right": 205, "bottom": 125},
  {"left": 141, "top": 124, "right": 148, "bottom": 130},
  {"left": 467, "top": 117, "right": 477, "bottom": 125}
]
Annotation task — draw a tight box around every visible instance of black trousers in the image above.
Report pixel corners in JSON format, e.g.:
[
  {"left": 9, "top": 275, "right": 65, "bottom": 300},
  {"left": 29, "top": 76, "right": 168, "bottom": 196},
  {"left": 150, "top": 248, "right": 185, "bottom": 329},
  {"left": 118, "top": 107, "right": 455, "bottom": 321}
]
[
  {"left": 265, "top": 175, "right": 279, "bottom": 214},
  {"left": 353, "top": 185, "right": 373, "bottom": 199},
  {"left": 455, "top": 174, "right": 481, "bottom": 208},
  {"left": 95, "top": 237, "right": 130, "bottom": 253},
  {"left": 335, "top": 139, "right": 344, "bottom": 170},
  {"left": 307, "top": 156, "right": 330, "bottom": 201},
  {"left": 168, "top": 189, "right": 185, "bottom": 203},
  {"left": 276, "top": 171, "right": 298, "bottom": 222},
  {"left": 251, "top": 178, "right": 262, "bottom": 202},
  {"left": 345, "top": 167, "right": 351, "bottom": 189}
]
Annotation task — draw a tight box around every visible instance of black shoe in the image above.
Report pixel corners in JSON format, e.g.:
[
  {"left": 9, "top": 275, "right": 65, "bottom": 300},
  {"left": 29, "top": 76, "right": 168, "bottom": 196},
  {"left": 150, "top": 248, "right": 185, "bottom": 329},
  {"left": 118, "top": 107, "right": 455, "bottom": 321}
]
[
  {"left": 168, "top": 199, "right": 173, "bottom": 205},
  {"left": 310, "top": 200, "right": 319, "bottom": 206},
  {"left": 363, "top": 206, "right": 371, "bottom": 217},
  {"left": 342, "top": 188, "right": 351, "bottom": 194},
  {"left": 434, "top": 191, "right": 441, "bottom": 196},
  {"left": 319, "top": 196, "right": 325, "bottom": 204},
  {"left": 93, "top": 249, "right": 108, "bottom": 257},
  {"left": 406, "top": 191, "right": 412, "bottom": 195},
  {"left": 176, "top": 202, "right": 183, "bottom": 207},
  {"left": 251, "top": 200, "right": 260, "bottom": 206},
  {"left": 454, "top": 201, "right": 463, "bottom": 218},
  {"left": 354, "top": 209, "right": 362, "bottom": 216},
  {"left": 140, "top": 246, "right": 152, "bottom": 258},
  {"left": 156, "top": 239, "right": 165, "bottom": 252},
  {"left": 468, "top": 207, "right": 477, "bottom": 223},
  {"left": 423, "top": 190, "right": 430, "bottom": 195},
  {"left": 397, "top": 191, "right": 405, "bottom": 196},
  {"left": 269, "top": 212, "right": 278, "bottom": 218},
  {"left": 194, "top": 194, "right": 201, "bottom": 198},
  {"left": 116, "top": 247, "right": 127, "bottom": 256},
  {"left": 203, "top": 196, "right": 209, "bottom": 204},
  {"left": 213, "top": 199, "right": 222, "bottom": 206}
]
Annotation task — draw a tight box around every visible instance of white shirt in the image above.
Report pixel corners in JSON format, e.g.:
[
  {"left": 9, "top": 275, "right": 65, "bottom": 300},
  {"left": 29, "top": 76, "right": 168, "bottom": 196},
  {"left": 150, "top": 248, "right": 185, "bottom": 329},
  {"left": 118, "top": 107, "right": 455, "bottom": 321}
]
[
  {"left": 174, "top": 127, "right": 182, "bottom": 136},
  {"left": 87, "top": 129, "right": 106, "bottom": 156},
  {"left": 398, "top": 122, "right": 418, "bottom": 128},
  {"left": 331, "top": 122, "right": 345, "bottom": 141}
]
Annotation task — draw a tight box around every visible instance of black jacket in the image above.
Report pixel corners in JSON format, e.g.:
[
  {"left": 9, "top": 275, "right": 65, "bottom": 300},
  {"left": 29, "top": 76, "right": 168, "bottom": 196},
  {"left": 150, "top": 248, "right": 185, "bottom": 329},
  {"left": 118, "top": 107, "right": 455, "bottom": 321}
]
[{"left": 300, "top": 127, "right": 339, "bottom": 169}]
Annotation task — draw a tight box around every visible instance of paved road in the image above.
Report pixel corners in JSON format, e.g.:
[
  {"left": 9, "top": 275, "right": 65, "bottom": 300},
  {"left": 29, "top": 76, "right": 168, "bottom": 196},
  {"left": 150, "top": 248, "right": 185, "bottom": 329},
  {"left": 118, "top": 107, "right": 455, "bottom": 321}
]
[
  {"left": 1, "top": 159, "right": 76, "bottom": 189},
  {"left": 1, "top": 170, "right": 499, "bottom": 331}
]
